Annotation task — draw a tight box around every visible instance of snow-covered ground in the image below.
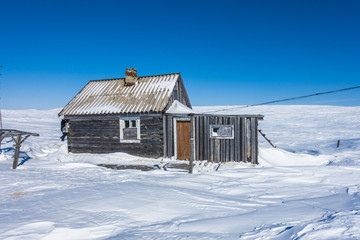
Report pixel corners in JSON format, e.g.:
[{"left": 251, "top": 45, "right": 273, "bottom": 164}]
[{"left": 0, "top": 105, "right": 359, "bottom": 239}]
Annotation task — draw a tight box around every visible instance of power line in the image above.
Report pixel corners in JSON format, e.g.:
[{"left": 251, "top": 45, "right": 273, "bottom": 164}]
[{"left": 203, "top": 84, "right": 360, "bottom": 114}]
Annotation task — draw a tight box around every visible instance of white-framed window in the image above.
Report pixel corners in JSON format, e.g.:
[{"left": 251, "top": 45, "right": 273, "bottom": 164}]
[
  {"left": 210, "top": 125, "right": 234, "bottom": 139},
  {"left": 119, "top": 117, "right": 140, "bottom": 143}
]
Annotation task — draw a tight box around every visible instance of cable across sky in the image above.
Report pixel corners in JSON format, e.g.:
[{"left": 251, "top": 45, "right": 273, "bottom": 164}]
[{"left": 204, "top": 85, "right": 360, "bottom": 114}]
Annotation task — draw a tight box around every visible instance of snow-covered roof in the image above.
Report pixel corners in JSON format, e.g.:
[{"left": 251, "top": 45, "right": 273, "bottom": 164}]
[
  {"left": 59, "top": 73, "right": 180, "bottom": 116},
  {"left": 165, "top": 100, "right": 194, "bottom": 114}
]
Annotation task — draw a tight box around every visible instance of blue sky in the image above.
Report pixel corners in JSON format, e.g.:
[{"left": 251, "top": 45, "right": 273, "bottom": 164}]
[{"left": 1, "top": 0, "right": 359, "bottom": 109}]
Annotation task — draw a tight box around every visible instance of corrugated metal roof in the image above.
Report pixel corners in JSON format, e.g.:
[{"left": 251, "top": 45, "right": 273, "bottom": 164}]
[{"left": 59, "top": 73, "right": 180, "bottom": 116}]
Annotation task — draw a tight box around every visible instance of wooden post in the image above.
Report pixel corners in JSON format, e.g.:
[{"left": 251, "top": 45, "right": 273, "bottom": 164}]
[
  {"left": 12, "top": 134, "right": 21, "bottom": 169},
  {"left": 163, "top": 116, "right": 167, "bottom": 157},
  {"left": 189, "top": 114, "right": 195, "bottom": 174},
  {"left": 0, "top": 135, "right": 5, "bottom": 149},
  {"left": 337, "top": 140, "right": 340, "bottom": 148},
  {"left": 1, "top": 130, "right": 39, "bottom": 169},
  {"left": 258, "top": 129, "right": 276, "bottom": 148}
]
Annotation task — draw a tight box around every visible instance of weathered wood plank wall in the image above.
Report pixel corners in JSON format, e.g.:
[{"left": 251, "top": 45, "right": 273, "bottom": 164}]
[
  {"left": 164, "top": 115, "right": 173, "bottom": 157},
  {"left": 67, "top": 115, "right": 164, "bottom": 158},
  {"left": 164, "top": 115, "right": 260, "bottom": 164},
  {"left": 164, "top": 76, "right": 192, "bottom": 111},
  {"left": 66, "top": 113, "right": 260, "bottom": 163}
]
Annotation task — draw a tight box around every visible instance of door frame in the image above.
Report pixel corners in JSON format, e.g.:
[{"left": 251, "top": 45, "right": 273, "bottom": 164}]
[{"left": 173, "top": 117, "right": 190, "bottom": 160}]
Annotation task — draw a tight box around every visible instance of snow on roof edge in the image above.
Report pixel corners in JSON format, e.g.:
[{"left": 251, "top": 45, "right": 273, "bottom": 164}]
[{"left": 165, "top": 100, "right": 194, "bottom": 114}]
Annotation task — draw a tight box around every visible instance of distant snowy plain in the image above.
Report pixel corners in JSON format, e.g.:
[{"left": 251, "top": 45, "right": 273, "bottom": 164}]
[{"left": 0, "top": 105, "right": 359, "bottom": 239}]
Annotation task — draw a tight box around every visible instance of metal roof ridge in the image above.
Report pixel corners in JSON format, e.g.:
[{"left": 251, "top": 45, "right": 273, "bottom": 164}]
[{"left": 89, "top": 72, "right": 181, "bottom": 82}]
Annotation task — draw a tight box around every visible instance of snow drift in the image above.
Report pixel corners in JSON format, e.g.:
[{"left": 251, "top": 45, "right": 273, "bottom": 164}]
[{"left": 0, "top": 105, "right": 359, "bottom": 239}]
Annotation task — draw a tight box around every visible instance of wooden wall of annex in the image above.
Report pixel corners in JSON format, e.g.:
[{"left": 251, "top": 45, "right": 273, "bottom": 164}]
[
  {"left": 193, "top": 115, "right": 259, "bottom": 164},
  {"left": 164, "top": 115, "right": 259, "bottom": 164}
]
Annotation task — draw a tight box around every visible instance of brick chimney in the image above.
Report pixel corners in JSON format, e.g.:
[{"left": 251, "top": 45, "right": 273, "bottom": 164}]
[{"left": 125, "top": 68, "right": 137, "bottom": 86}]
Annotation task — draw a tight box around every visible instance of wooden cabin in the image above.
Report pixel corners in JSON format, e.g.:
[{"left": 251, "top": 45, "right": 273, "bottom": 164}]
[{"left": 58, "top": 69, "right": 263, "bottom": 164}]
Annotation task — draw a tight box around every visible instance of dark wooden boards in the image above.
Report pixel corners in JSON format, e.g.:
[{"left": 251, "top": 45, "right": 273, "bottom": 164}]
[
  {"left": 67, "top": 115, "right": 164, "bottom": 158},
  {"left": 164, "top": 115, "right": 260, "bottom": 164},
  {"left": 66, "top": 113, "right": 261, "bottom": 164}
]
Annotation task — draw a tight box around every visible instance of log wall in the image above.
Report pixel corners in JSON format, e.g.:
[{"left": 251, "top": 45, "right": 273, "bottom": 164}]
[{"left": 67, "top": 115, "right": 164, "bottom": 158}]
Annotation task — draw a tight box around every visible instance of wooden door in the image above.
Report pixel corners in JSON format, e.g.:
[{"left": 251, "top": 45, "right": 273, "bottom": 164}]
[{"left": 176, "top": 121, "right": 190, "bottom": 160}]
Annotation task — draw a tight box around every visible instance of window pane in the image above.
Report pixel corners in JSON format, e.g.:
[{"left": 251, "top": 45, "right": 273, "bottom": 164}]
[
  {"left": 210, "top": 125, "right": 234, "bottom": 138},
  {"left": 131, "top": 120, "right": 136, "bottom": 128},
  {"left": 125, "top": 120, "right": 130, "bottom": 128},
  {"left": 212, "top": 127, "right": 219, "bottom": 136},
  {"left": 123, "top": 128, "right": 137, "bottom": 140}
]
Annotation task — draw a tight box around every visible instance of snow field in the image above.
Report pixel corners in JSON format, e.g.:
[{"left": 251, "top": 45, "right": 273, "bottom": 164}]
[{"left": 0, "top": 106, "right": 359, "bottom": 239}]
